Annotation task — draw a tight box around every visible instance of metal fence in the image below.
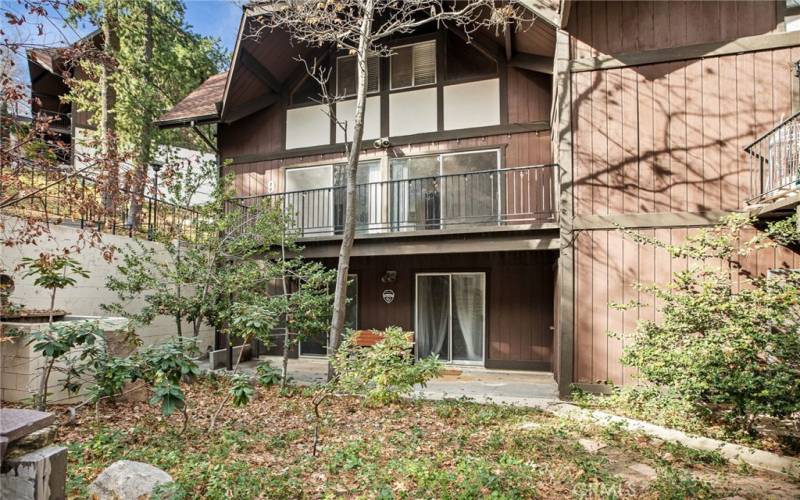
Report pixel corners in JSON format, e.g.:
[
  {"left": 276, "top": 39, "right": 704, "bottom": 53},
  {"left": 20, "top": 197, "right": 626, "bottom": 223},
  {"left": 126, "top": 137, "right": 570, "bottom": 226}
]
[
  {"left": 230, "top": 164, "right": 559, "bottom": 237},
  {"left": 745, "top": 110, "right": 800, "bottom": 204},
  {"left": 1, "top": 161, "right": 202, "bottom": 241}
]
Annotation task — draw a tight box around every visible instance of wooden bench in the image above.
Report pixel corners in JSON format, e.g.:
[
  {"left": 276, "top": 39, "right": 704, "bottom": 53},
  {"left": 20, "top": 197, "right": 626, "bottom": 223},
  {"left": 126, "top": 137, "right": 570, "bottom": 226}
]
[{"left": 351, "top": 330, "right": 414, "bottom": 348}]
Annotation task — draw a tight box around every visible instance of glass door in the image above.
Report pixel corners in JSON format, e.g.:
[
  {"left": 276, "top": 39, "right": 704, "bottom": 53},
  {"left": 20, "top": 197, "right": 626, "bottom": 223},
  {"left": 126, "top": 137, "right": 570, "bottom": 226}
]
[
  {"left": 333, "top": 160, "right": 383, "bottom": 234},
  {"left": 415, "top": 272, "right": 485, "bottom": 364},
  {"left": 390, "top": 150, "right": 500, "bottom": 231},
  {"left": 284, "top": 165, "right": 334, "bottom": 234},
  {"left": 440, "top": 151, "right": 499, "bottom": 226}
]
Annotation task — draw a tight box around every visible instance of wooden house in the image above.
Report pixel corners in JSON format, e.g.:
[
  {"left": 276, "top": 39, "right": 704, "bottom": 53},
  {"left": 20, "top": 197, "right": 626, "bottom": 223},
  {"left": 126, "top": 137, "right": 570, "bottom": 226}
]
[{"left": 160, "top": 1, "right": 800, "bottom": 395}]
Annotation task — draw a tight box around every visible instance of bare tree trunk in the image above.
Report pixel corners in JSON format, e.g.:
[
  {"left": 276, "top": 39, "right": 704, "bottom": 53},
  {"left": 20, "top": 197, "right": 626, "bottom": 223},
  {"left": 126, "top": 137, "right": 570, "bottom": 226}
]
[
  {"left": 100, "top": 0, "right": 119, "bottom": 219},
  {"left": 280, "top": 226, "right": 291, "bottom": 388},
  {"left": 327, "top": 0, "right": 375, "bottom": 379},
  {"left": 127, "top": 1, "right": 154, "bottom": 230},
  {"left": 36, "top": 288, "right": 58, "bottom": 410}
]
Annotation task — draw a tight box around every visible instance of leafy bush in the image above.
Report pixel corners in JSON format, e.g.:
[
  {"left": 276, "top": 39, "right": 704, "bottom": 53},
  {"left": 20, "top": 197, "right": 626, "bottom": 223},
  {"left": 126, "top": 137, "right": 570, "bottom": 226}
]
[
  {"left": 229, "top": 374, "right": 256, "bottom": 407},
  {"left": 331, "top": 326, "right": 442, "bottom": 406},
  {"left": 255, "top": 361, "right": 282, "bottom": 386},
  {"left": 618, "top": 214, "right": 800, "bottom": 433}
]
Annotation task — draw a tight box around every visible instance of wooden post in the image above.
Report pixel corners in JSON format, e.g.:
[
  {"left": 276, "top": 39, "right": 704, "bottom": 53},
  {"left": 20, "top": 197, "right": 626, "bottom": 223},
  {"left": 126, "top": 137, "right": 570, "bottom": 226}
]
[{"left": 553, "top": 29, "right": 575, "bottom": 398}]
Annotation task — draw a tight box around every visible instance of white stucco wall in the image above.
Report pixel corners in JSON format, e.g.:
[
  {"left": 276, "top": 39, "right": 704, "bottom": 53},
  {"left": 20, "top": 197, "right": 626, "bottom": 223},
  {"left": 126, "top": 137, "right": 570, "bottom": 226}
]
[
  {"left": 0, "top": 216, "right": 215, "bottom": 352},
  {"left": 443, "top": 78, "right": 500, "bottom": 130}
]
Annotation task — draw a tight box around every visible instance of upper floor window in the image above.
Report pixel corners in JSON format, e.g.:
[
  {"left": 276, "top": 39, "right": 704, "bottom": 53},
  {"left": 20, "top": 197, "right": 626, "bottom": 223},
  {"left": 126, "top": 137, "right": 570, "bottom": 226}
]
[
  {"left": 390, "top": 40, "right": 436, "bottom": 90},
  {"left": 336, "top": 55, "right": 380, "bottom": 97}
]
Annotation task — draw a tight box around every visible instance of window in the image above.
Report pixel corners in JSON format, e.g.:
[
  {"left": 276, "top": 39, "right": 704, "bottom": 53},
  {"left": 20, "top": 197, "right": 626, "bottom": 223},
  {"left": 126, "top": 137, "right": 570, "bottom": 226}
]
[
  {"left": 390, "top": 40, "right": 436, "bottom": 90},
  {"left": 336, "top": 55, "right": 380, "bottom": 97}
]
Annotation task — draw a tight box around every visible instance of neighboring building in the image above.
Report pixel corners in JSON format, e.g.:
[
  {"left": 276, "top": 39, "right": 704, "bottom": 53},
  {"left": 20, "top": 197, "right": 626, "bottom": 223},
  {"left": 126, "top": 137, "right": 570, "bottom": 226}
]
[
  {"left": 160, "top": 1, "right": 800, "bottom": 396},
  {"left": 27, "top": 33, "right": 216, "bottom": 207}
]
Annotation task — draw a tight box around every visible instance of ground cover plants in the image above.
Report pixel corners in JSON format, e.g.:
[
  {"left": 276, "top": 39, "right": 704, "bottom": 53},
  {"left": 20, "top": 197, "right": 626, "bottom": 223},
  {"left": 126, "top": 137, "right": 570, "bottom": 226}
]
[{"left": 57, "top": 377, "right": 800, "bottom": 499}]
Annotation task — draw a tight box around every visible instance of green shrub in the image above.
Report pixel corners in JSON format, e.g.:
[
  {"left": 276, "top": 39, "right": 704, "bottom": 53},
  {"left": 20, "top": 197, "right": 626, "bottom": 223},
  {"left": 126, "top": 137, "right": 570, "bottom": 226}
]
[
  {"left": 618, "top": 214, "right": 800, "bottom": 434},
  {"left": 331, "top": 326, "right": 443, "bottom": 406},
  {"left": 255, "top": 361, "right": 282, "bottom": 386}
]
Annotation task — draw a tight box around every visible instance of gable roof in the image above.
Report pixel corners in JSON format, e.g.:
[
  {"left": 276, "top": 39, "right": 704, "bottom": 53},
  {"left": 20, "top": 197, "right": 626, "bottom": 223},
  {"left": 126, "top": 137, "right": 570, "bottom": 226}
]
[
  {"left": 160, "top": 2, "right": 558, "bottom": 130},
  {"left": 155, "top": 71, "right": 228, "bottom": 129}
]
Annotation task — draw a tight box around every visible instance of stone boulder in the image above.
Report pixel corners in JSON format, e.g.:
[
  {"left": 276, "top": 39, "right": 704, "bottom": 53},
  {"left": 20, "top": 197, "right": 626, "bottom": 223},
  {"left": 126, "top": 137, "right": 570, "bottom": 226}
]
[{"left": 88, "top": 460, "right": 173, "bottom": 500}]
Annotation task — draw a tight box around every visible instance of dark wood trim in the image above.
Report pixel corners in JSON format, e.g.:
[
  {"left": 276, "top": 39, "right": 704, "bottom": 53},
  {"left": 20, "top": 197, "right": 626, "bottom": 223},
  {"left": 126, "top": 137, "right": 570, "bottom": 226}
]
[
  {"left": 559, "top": 0, "right": 572, "bottom": 29},
  {"left": 229, "top": 121, "right": 550, "bottom": 165},
  {"left": 436, "top": 30, "right": 446, "bottom": 132},
  {"left": 509, "top": 53, "right": 554, "bottom": 75},
  {"left": 572, "top": 211, "right": 730, "bottom": 230},
  {"left": 498, "top": 52, "right": 509, "bottom": 126},
  {"left": 379, "top": 56, "right": 390, "bottom": 137},
  {"left": 485, "top": 359, "right": 552, "bottom": 371},
  {"left": 504, "top": 21, "right": 514, "bottom": 61},
  {"left": 155, "top": 114, "right": 219, "bottom": 130},
  {"left": 240, "top": 49, "right": 283, "bottom": 93},
  {"left": 569, "top": 30, "right": 800, "bottom": 73},
  {"left": 299, "top": 229, "right": 559, "bottom": 258}
]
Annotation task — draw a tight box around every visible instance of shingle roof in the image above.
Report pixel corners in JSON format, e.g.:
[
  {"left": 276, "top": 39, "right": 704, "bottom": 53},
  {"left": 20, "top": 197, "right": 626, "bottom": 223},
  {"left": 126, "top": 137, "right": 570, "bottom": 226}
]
[{"left": 155, "top": 71, "right": 228, "bottom": 128}]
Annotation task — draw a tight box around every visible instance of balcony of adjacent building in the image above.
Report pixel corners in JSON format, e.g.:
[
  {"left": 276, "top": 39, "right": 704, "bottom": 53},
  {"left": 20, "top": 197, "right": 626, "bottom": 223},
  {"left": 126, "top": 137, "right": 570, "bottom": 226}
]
[
  {"left": 227, "top": 163, "right": 560, "bottom": 257},
  {"left": 744, "top": 110, "right": 800, "bottom": 219}
]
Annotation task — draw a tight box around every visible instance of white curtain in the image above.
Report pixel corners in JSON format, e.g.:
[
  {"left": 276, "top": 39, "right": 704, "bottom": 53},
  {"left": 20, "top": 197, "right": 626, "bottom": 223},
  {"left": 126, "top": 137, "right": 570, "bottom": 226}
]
[
  {"left": 451, "top": 274, "right": 484, "bottom": 362},
  {"left": 417, "top": 275, "right": 449, "bottom": 359}
]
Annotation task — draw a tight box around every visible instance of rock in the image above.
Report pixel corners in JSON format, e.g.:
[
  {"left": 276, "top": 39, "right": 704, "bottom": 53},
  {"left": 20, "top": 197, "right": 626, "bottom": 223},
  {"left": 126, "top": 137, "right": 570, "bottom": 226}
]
[
  {"left": 626, "top": 463, "right": 657, "bottom": 480},
  {"left": 89, "top": 460, "right": 173, "bottom": 500},
  {"left": 578, "top": 438, "right": 607, "bottom": 454}
]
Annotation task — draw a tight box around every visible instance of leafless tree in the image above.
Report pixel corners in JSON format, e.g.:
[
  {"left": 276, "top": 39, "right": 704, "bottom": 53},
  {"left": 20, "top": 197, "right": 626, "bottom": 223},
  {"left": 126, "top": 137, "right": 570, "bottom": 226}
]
[{"left": 247, "top": 1, "right": 531, "bottom": 375}]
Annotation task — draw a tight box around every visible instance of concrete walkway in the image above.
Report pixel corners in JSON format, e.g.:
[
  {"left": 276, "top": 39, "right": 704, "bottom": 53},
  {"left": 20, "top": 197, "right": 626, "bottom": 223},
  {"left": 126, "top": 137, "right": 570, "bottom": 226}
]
[{"left": 199, "top": 355, "right": 560, "bottom": 403}]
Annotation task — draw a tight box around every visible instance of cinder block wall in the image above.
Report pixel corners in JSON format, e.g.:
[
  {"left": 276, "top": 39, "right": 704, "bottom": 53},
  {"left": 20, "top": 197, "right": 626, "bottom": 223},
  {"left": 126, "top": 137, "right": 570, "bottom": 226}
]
[{"left": 1, "top": 216, "right": 214, "bottom": 402}]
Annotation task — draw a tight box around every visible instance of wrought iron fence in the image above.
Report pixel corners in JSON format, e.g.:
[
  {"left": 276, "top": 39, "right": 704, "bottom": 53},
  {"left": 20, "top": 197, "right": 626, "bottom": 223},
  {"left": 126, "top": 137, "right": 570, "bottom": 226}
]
[
  {"left": 1, "top": 160, "right": 202, "bottom": 241},
  {"left": 229, "top": 164, "right": 558, "bottom": 238},
  {"left": 745, "top": 110, "right": 800, "bottom": 204}
]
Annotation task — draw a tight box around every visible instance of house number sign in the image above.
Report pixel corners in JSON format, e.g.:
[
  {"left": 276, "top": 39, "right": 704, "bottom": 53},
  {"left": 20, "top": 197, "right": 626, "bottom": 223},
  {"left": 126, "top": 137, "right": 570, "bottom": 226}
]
[{"left": 382, "top": 289, "right": 395, "bottom": 304}]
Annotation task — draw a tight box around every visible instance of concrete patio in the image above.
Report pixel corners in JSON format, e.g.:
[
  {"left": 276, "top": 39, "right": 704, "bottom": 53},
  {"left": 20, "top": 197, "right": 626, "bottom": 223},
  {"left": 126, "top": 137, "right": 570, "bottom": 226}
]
[{"left": 199, "top": 355, "right": 559, "bottom": 405}]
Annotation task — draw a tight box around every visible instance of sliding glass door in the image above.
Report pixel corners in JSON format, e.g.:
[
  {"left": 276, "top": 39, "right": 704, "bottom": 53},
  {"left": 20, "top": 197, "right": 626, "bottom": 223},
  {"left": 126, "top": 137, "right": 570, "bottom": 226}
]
[
  {"left": 416, "top": 272, "right": 485, "bottom": 364},
  {"left": 390, "top": 150, "right": 500, "bottom": 230}
]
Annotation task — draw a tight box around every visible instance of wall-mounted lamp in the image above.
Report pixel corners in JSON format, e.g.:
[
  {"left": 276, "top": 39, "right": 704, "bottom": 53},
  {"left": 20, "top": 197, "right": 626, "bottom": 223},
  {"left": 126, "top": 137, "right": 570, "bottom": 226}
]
[{"left": 381, "top": 270, "right": 397, "bottom": 284}]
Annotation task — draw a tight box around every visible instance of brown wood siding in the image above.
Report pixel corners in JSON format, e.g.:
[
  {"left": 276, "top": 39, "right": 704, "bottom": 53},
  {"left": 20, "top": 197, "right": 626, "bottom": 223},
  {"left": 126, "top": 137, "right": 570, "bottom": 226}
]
[
  {"left": 507, "top": 67, "right": 551, "bottom": 124},
  {"left": 223, "top": 131, "right": 553, "bottom": 197},
  {"left": 573, "top": 227, "right": 800, "bottom": 385},
  {"left": 571, "top": 47, "right": 798, "bottom": 217},
  {"left": 322, "top": 250, "right": 557, "bottom": 367},
  {"left": 567, "top": 1, "right": 780, "bottom": 60}
]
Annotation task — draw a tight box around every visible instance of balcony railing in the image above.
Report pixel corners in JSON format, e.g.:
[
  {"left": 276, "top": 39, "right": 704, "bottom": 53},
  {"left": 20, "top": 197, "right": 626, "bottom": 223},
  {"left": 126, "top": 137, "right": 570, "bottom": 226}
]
[
  {"left": 1, "top": 160, "right": 203, "bottom": 241},
  {"left": 229, "top": 164, "right": 558, "bottom": 238},
  {"left": 745, "top": 110, "right": 800, "bottom": 204}
]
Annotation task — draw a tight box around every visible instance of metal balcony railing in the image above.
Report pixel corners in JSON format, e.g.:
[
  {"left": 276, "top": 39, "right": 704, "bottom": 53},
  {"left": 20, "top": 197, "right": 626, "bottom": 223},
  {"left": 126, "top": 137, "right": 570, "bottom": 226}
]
[
  {"left": 229, "top": 164, "right": 558, "bottom": 238},
  {"left": 745, "top": 110, "right": 800, "bottom": 204},
  {"left": 1, "top": 160, "right": 203, "bottom": 241}
]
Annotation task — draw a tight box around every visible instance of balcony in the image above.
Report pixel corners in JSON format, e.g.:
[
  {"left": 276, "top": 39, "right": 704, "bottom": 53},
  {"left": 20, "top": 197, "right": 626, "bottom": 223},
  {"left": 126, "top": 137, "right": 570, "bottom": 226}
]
[
  {"left": 230, "top": 164, "right": 559, "bottom": 240},
  {"left": 745, "top": 111, "right": 800, "bottom": 215}
]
